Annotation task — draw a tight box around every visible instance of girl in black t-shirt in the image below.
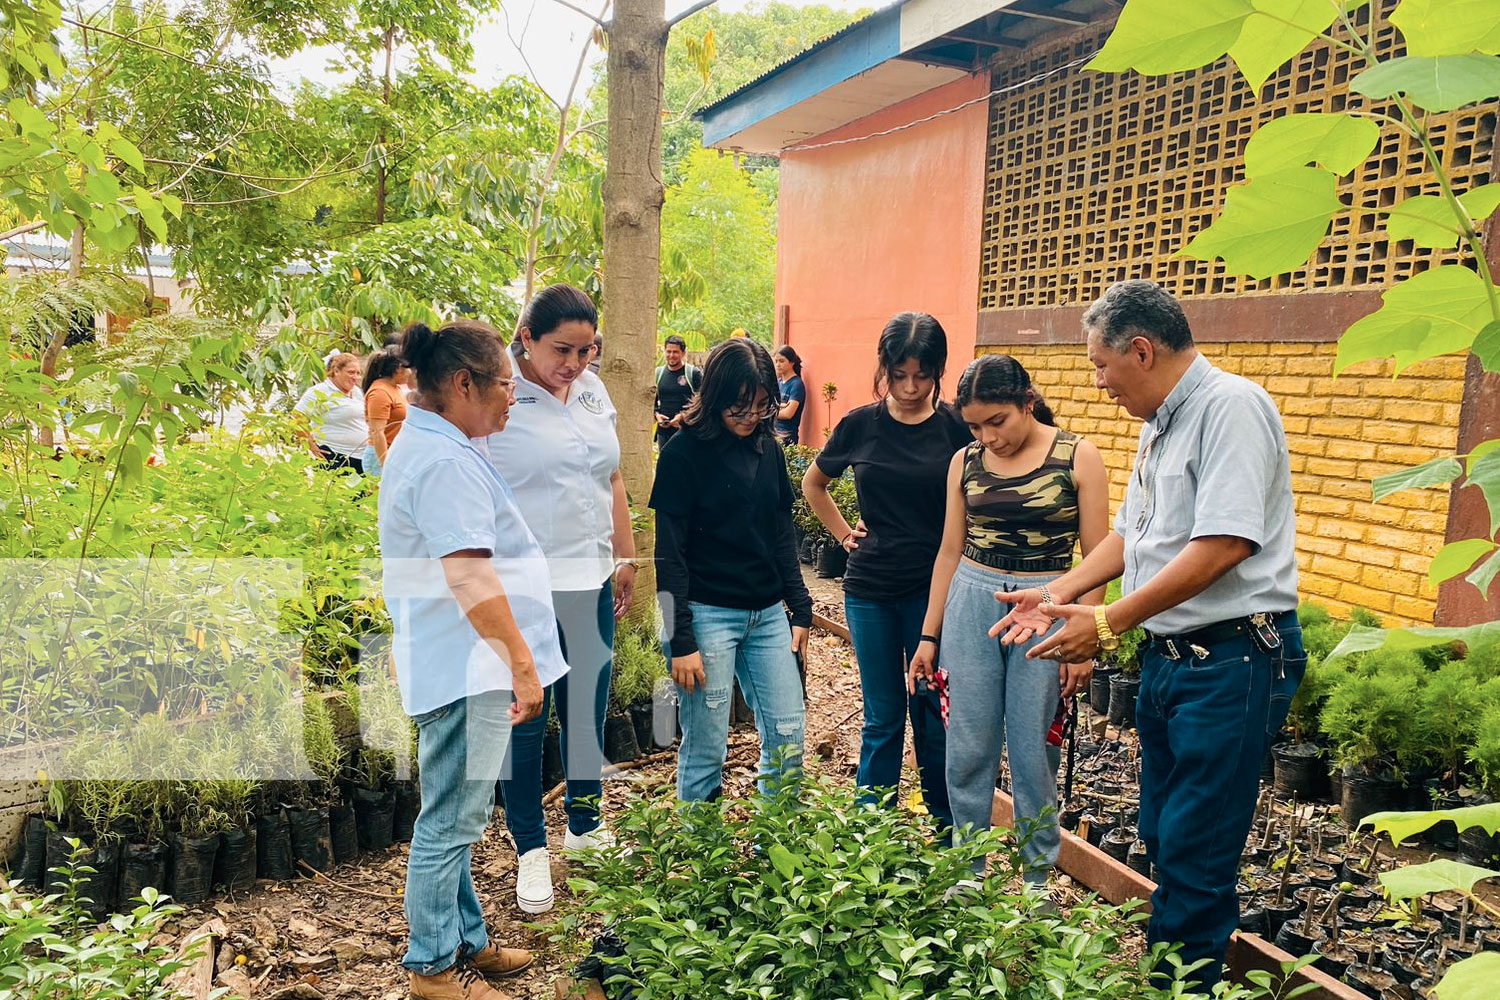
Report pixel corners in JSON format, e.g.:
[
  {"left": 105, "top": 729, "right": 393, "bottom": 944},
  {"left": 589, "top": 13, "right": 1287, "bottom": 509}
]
[
  {"left": 802, "top": 313, "right": 972, "bottom": 835},
  {"left": 650, "top": 339, "right": 812, "bottom": 802}
]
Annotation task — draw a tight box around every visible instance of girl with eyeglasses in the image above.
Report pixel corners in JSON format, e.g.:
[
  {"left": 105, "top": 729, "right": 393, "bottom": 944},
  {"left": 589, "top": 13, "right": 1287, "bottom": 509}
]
[{"left": 650, "top": 337, "right": 812, "bottom": 802}]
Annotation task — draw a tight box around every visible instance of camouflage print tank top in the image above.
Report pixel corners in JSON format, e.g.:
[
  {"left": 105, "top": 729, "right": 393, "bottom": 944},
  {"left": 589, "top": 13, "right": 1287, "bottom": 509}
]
[{"left": 961, "top": 429, "right": 1080, "bottom": 573}]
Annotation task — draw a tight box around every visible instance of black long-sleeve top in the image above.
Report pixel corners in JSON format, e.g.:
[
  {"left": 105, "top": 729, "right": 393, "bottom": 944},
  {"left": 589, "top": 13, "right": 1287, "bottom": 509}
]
[{"left": 648, "top": 427, "right": 813, "bottom": 657}]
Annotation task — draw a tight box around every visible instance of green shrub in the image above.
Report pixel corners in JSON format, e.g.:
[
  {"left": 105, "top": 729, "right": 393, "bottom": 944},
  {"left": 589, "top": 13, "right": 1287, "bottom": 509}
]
[
  {"left": 1415, "top": 662, "right": 1495, "bottom": 785},
  {"left": 0, "top": 861, "right": 215, "bottom": 999},
  {"left": 1322, "top": 670, "right": 1424, "bottom": 774},
  {"left": 1471, "top": 705, "right": 1500, "bottom": 799},
  {"left": 612, "top": 620, "right": 667, "bottom": 711},
  {"left": 567, "top": 768, "right": 1236, "bottom": 1000},
  {"left": 1287, "top": 654, "right": 1350, "bottom": 744},
  {"left": 1297, "top": 601, "right": 1332, "bottom": 630}
]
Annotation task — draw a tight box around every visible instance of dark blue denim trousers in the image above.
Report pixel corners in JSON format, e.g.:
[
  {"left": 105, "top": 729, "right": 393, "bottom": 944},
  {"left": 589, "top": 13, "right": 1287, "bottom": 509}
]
[
  {"left": 1136, "top": 617, "right": 1305, "bottom": 990},
  {"left": 499, "top": 581, "right": 614, "bottom": 854},
  {"left": 844, "top": 592, "right": 952, "bottom": 834}
]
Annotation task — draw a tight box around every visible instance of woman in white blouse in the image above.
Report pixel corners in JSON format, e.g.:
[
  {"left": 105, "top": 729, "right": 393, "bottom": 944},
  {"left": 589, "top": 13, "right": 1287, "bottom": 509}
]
[
  {"left": 486, "top": 284, "right": 636, "bottom": 915},
  {"left": 295, "top": 351, "right": 368, "bottom": 473}
]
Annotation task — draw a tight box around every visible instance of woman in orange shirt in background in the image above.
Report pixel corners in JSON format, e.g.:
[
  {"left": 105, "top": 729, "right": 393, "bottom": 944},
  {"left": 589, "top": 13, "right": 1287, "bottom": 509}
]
[{"left": 362, "top": 348, "right": 412, "bottom": 479}]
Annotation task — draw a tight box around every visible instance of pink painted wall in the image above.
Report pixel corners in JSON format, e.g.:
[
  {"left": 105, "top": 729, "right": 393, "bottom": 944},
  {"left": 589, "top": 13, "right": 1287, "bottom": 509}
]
[{"left": 776, "top": 71, "right": 989, "bottom": 444}]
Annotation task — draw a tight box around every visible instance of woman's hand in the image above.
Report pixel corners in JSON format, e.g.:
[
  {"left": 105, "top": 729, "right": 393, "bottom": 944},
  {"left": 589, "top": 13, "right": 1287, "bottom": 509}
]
[
  {"left": 1059, "top": 660, "right": 1094, "bottom": 699},
  {"left": 841, "top": 519, "right": 868, "bottom": 553},
  {"left": 613, "top": 562, "right": 636, "bottom": 621},
  {"left": 908, "top": 639, "right": 937, "bottom": 695},
  {"left": 790, "top": 625, "right": 809, "bottom": 658},
  {"left": 510, "top": 658, "right": 544, "bottom": 724},
  {"left": 673, "top": 652, "right": 707, "bottom": 693}
]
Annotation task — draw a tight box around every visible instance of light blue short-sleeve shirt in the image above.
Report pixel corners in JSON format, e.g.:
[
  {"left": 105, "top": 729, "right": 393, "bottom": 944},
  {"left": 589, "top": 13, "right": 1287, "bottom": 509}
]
[
  {"left": 1115, "top": 354, "right": 1299, "bottom": 634},
  {"left": 379, "top": 406, "right": 567, "bottom": 717}
]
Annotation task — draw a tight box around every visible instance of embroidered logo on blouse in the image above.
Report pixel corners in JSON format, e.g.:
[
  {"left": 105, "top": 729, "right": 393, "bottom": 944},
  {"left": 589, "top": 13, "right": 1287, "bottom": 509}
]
[{"left": 577, "top": 391, "right": 605, "bottom": 414}]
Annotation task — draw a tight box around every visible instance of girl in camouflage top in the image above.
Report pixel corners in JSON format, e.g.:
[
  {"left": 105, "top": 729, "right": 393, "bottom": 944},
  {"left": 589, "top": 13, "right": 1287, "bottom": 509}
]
[{"left": 909, "top": 355, "right": 1110, "bottom": 885}]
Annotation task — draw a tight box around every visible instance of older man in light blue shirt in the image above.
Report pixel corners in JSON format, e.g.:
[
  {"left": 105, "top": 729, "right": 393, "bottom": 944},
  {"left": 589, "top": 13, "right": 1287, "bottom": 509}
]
[{"left": 993, "top": 280, "right": 1304, "bottom": 991}]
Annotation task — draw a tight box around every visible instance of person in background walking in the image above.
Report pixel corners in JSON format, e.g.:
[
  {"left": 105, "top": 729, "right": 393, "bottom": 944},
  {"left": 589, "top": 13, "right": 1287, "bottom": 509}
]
[
  {"left": 362, "top": 348, "right": 412, "bottom": 479},
  {"left": 586, "top": 331, "right": 603, "bottom": 375},
  {"left": 909, "top": 354, "right": 1109, "bottom": 887},
  {"left": 487, "top": 284, "right": 636, "bottom": 916},
  {"left": 651, "top": 338, "right": 811, "bottom": 802},
  {"left": 380, "top": 319, "right": 558, "bottom": 1000},
  {"left": 991, "top": 280, "right": 1304, "bottom": 990},
  {"left": 802, "top": 313, "right": 971, "bottom": 835},
  {"left": 653, "top": 335, "right": 700, "bottom": 451},
  {"left": 773, "top": 345, "right": 805, "bottom": 446},
  {"left": 295, "top": 351, "right": 367, "bottom": 473}
]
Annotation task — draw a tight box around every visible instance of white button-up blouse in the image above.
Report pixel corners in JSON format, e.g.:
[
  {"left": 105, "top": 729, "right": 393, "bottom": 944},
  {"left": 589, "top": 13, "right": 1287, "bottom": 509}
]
[{"left": 485, "top": 366, "right": 621, "bottom": 593}]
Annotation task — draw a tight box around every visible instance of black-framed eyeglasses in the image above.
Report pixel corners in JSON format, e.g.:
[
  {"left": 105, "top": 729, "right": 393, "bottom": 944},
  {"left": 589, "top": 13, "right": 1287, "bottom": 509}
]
[{"left": 724, "top": 398, "right": 778, "bottom": 421}]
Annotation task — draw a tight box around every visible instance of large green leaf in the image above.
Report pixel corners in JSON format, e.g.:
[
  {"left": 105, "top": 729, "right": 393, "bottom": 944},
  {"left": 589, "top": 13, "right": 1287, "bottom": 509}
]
[
  {"left": 1433, "top": 952, "right": 1500, "bottom": 1000},
  {"left": 1468, "top": 547, "right": 1500, "bottom": 597},
  {"left": 1392, "top": 0, "right": 1500, "bottom": 57},
  {"left": 1429, "top": 538, "right": 1496, "bottom": 587},
  {"left": 1334, "top": 265, "right": 1495, "bottom": 373},
  {"left": 1232, "top": 1, "right": 1370, "bottom": 92},
  {"left": 1379, "top": 859, "right": 1500, "bottom": 900},
  {"left": 1180, "top": 166, "right": 1343, "bottom": 278},
  {"left": 1364, "top": 803, "right": 1500, "bottom": 846},
  {"left": 1088, "top": 0, "right": 1255, "bottom": 75},
  {"left": 1372, "top": 454, "right": 1464, "bottom": 502},
  {"left": 1465, "top": 449, "right": 1500, "bottom": 536},
  {"left": 1475, "top": 321, "right": 1500, "bottom": 373},
  {"left": 1242, "top": 112, "right": 1381, "bottom": 176},
  {"left": 1386, "top": 185, "right": 1500, "bottom": 248},
  {"left": 1327, "top": 621, "right": 1500, "bottom": 661},
  {"left": 1351, "top": 54, "right": 1500, "bottom": 112}
]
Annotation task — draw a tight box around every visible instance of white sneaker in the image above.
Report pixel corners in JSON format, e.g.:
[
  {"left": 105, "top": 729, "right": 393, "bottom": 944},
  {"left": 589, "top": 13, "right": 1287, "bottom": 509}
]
[
  {"left": 515, "top": 847, "right": 554, "bottom": 914},
  {"left": 563, "top": 824, "right": 616, "bottom": 852}
]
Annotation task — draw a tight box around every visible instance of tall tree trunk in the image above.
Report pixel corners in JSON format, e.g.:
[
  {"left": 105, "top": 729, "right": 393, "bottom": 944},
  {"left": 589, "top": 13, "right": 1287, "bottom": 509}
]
[
  {"left": 375, "top": 26, "right": 394, "bottom": 226},
  {"left": 601, "top": 0, "right": 667, "bottom": 631}
]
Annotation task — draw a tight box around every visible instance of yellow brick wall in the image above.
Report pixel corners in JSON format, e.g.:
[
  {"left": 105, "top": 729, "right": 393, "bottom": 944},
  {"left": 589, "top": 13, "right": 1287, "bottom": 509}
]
[{"left": 984, "top": 343, "right": 1465, "bottom": 626}]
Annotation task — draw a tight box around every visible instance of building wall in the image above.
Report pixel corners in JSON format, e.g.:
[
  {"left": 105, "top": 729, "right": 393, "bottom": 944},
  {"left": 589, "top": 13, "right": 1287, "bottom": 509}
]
[
  {"left": 776, "top": 71, "right": 990, "bottom": 443},
  {"left": 995, "top": 342, "right": 1463, "bottom": 626}
]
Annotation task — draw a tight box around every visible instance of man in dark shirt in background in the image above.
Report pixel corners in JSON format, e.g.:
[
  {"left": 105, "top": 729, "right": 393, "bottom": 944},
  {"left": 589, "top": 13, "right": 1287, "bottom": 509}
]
[{"left": 654, "top": 335, "right": 700, "bottom": 450}]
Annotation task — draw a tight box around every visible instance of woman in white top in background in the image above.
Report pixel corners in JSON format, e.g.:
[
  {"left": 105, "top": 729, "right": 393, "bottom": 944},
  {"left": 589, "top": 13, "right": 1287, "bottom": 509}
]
[
  {"left": 486, "top": 284, "right": 636, "bottom": 915},
  {"left": 295, "top": 351, "right": 368, "bottom": 473}
]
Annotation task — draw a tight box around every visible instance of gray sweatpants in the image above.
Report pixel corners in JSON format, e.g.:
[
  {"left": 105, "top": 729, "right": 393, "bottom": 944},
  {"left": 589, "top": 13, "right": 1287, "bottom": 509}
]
[{"left": 942, "top": 559, "right": 1063, "bottom": 882}]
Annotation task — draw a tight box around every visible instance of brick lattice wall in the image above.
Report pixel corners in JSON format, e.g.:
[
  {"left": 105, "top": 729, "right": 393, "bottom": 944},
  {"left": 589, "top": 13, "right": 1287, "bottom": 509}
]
[{"left": 992, "top": 343, "right": 1464, "bottom": 625}]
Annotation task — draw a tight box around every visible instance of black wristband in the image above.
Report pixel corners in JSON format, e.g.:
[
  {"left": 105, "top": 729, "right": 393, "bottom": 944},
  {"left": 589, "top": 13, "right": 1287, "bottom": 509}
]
[{"left": 920, "top": 634, "right": 940, "bottom": 646}]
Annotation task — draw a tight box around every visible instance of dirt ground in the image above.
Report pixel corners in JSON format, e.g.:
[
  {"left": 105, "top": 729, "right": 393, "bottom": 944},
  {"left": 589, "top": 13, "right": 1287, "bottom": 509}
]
[{"left": 168, "top": 568, "right": 875, "bottom": 1000}]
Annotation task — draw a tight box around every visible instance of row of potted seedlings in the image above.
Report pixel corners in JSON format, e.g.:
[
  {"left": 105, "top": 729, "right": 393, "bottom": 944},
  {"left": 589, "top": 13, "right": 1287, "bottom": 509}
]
[{"left": 8, "top": 686, "right": 419, "bottom": 916}]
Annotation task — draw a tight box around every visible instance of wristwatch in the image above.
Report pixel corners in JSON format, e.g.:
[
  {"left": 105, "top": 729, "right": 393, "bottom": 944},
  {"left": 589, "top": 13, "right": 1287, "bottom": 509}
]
[{"left": 1094, "top": 606, "right": 1121, "bottom": 653}]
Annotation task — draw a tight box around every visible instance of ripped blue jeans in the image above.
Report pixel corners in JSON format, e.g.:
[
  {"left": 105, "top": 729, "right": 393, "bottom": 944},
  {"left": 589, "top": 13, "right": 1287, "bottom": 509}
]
[{"left": 676, "top": 601, "right": 805, "bottom": 802}]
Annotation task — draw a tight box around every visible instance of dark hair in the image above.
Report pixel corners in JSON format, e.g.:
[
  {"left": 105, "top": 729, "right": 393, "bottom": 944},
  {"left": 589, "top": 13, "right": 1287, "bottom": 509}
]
[
  {"left": 874, "top": 311, "right": 948, "bottom": 402},
  {"left": 955, "top": 354, "right": 1056, "bottom": 426},
  {"left": 360, "top": 347, "right": 406, "bottom": 395},
  {"left": 1082, "top": 279, "right": 1194, "bottom": 352},
  {"left": 400, "top": 319, "right": 505, "bottom": 405},
  {"left": 775, "top": 345, "right": 802, "bottom": 376},
  {"left": 681, "top": 338, "right": 779, "bottom": 442},
  {"left": 663, "top": 335, "right": 687, "bottom": 351},
  {"left": 518, "top": 284, "right": 598, "bottom": 339}
]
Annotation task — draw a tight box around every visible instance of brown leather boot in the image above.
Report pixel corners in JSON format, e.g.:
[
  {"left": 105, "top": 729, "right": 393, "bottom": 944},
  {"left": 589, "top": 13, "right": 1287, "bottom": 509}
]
[
  {"left": 467, "top": 943, "right": 533, "bottom": 978},
  {"left": 408, "top": 960, "right": 513, "bottom": 1000}
]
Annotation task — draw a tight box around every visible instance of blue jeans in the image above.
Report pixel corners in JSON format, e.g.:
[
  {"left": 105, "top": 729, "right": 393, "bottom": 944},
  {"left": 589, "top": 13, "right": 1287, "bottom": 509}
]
[
  {"left": 403, "top": 690, "right": 512, "bottom": 975},
  {"left": 845, "top": 593, "right": 951, "bottom": 832},
  {"left": 500, "top": 582, "right": 613, "bottom": 854},
  {"left": 677, "top": 601, "right": 805, "bottom": 802},
  {"left": 1137, "top": 617, "right": 1306, "bottom": 989},
  {"left": 940, "top": 561, "right": 1063, "bottom": 882}
]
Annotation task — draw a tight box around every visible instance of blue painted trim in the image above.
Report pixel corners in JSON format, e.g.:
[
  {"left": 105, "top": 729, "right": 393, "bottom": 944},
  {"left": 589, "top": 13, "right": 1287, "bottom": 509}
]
[{"left": 699, "top": 7, "right": 902, "bottom": 148}]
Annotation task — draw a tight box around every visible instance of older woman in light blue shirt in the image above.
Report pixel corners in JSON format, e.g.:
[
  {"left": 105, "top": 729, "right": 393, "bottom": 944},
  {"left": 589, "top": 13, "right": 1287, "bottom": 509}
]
[{"left": 379, "top": 318, "right": 565, "bottom": 1000}]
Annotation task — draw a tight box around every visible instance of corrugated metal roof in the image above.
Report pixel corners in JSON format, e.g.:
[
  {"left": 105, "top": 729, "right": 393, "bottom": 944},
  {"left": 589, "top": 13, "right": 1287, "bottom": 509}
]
[{"left": 694, "top": 1, "right": 899, "bottom": 121}]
